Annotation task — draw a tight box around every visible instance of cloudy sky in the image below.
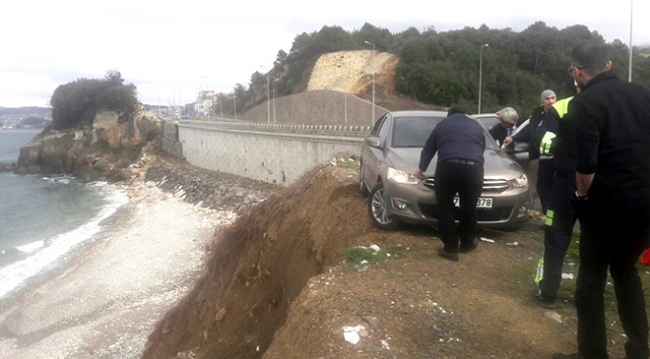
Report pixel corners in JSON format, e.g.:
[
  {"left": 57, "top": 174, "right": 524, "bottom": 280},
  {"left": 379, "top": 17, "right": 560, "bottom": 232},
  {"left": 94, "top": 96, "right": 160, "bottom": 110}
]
[{"left": 1, "top": 0, "right": 647, "bottom": 108}]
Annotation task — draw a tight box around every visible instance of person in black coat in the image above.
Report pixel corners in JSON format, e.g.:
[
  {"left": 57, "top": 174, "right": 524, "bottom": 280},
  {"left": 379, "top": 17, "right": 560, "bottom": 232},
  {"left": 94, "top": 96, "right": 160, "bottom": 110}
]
[
  {"left": 415, "top": 109, "right": 486, "bottom": 262},
  {"left": 488, "top": 107, "right": 518, "bottom": 150},
  {"left": 553, "top": 42, "right": 650, "bottom": 359}
]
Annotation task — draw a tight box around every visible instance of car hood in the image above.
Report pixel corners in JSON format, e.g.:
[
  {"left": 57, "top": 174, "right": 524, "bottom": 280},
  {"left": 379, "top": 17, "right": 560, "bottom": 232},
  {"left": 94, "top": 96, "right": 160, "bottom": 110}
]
[{"left": 386, "top": 147, "right": 525, "bottom": 180}]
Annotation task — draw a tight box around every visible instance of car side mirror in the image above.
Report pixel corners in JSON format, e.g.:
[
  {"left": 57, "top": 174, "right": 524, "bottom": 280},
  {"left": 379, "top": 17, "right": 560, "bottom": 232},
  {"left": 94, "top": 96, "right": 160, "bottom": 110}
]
[{"left": 365, "top": 136, "right": 381, "bottom": 148}]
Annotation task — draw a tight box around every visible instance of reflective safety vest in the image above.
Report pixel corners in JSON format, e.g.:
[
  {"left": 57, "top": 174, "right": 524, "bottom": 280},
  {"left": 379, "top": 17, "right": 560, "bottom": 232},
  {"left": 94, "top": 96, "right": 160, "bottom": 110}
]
[{"left": 539, "top": 96, "right": 573, "bottom": 158}]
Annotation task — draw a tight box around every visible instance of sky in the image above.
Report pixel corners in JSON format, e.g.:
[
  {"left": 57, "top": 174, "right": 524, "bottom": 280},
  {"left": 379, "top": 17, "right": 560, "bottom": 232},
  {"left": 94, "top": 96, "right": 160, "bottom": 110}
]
[{"left": 1, "top": 0, "right": 648, "bottom": 108}]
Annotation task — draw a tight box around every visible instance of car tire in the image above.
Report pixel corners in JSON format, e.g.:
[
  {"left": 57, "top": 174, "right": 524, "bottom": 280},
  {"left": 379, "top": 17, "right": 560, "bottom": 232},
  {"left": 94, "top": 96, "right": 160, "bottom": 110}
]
[
  {"left": 368, "top": 182, "right": 399, "bottom": 231},
  {"left": 359, "top": 163, "right": 369, "bottom": 197}
]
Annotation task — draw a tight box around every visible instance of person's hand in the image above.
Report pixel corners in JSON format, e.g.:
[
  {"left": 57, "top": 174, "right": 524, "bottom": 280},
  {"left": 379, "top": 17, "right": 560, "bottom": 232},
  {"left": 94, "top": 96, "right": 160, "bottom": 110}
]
[
  {"left": 503, "top": 136, "right": 514, "bottom": 147},
  {"left": 415, "top": 170, "right": 425, "bottom": 180}
]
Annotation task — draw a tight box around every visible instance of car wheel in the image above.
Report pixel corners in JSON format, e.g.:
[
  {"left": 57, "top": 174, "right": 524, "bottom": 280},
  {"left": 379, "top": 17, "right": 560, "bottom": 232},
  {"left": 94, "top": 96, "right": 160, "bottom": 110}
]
[
  {"left": 359, "top": 163, "right": 369, "bottom": 197},
  {"left": 368, "top": 182, "right": 399, "bottom": 230}
]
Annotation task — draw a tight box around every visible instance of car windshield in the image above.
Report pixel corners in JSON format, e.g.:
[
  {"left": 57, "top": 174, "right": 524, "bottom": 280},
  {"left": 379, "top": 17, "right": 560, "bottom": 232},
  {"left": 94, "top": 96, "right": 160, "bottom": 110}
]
[
  {"left": 391, "top": 116, "right": 444, "bottom": 147},
  {"left": 392, "top": 116, "right": 499, "bottom": 149}
]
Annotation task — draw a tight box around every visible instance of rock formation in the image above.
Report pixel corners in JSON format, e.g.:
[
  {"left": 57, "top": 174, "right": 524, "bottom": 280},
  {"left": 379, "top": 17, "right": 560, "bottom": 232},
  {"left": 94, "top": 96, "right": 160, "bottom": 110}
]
[{"left": 16, "top": 105, "right": 163, "bottom": 181}]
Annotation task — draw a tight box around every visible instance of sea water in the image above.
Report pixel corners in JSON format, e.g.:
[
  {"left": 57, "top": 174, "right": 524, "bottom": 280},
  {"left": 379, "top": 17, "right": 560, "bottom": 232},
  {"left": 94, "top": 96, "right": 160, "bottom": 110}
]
[{"left": 0, "top": 129, "right": 127, "bottom": 298}]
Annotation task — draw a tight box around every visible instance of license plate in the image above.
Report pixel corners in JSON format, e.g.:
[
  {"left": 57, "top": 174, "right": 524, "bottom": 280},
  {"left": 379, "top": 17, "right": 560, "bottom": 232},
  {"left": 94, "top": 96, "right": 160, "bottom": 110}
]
[{"left": 454, "top": 197, "right": 493, "bottom": 208}]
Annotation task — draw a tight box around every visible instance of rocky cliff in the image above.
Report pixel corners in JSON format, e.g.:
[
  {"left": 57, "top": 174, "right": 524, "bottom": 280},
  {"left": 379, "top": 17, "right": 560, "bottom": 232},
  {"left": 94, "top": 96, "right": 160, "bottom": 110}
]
[{"left": 16, "top": 105, "right": 163, "bottom": 181}]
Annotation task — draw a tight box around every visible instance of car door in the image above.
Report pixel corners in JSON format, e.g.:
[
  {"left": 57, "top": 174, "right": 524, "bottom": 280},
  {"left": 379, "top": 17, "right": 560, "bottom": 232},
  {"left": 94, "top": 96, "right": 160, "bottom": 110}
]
[{"left": 363, "top": 114, "right": 392, "bottom": 189}]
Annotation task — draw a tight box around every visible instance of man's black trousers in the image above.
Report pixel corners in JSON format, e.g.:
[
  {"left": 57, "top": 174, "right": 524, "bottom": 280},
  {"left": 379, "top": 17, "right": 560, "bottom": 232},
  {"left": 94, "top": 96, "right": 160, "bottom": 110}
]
[
  {"left": 536, "top": 158, "right": 555, "bottom": 213},
  {"left": 434, "top": 160, "right": 484, "bottom": 252},
  {"left": 537, "top": 171, "right": 578, "bottom": 301},
  {"left": 576, "top": 191, "right": 650, "bottom": 359}
]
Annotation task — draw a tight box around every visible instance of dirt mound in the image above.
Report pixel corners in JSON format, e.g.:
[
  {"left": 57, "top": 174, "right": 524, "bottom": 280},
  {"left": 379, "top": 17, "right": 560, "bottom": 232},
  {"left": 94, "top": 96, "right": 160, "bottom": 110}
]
[{"left": 142, "top": 165, "right": 372, "bottom": 358}]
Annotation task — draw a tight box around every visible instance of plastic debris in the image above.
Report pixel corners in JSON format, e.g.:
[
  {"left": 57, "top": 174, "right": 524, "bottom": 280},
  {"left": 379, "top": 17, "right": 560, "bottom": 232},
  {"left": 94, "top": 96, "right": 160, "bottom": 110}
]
[
  {"left": 506, "top": 241, "right": 519, "bottom": 246},
  {"left": 562, "top": 273, "right": 574, "bottom": 279},
  {"left": 369, "top": 244, "right": 381, "bottom": 252},
  {"left": 381, "top": 339, "right": 391, "bottom": 350},
  {"left": 343, "top": 325, "right": 366, "bottom": 345},
  {"left": 479, "top": 237, "right": 495, "bottom": 243}
]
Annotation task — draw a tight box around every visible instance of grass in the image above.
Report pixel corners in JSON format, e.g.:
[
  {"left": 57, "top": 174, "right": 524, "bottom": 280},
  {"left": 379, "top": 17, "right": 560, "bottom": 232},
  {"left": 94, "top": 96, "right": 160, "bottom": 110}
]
[
  {"left": 340, "top": 160, "right": 361, "bottom": 171},
  {"left": 342, "top": 245, "right": 407, "bottom": 264}
]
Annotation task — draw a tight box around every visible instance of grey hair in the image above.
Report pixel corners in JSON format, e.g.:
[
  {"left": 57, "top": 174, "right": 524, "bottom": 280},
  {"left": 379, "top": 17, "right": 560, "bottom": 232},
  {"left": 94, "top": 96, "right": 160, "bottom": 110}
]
[{"left": 498, "top": 107, "right": 518, "bottom": 126}]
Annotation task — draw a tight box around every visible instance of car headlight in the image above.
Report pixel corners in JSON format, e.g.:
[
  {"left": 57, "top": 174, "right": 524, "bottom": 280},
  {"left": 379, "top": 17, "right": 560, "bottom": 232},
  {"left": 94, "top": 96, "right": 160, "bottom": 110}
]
[
  {"left": 387, "top": 167, "right": 420, "bottom": 185},
  {"left": 510, "top": 174, "right": 528, "bottom": 188}
]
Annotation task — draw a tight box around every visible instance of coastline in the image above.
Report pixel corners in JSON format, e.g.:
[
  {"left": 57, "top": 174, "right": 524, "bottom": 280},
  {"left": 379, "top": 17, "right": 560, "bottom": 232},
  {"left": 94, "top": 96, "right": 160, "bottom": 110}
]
[{"left": 0, "top": 160, "right": 248, "bottom": 358}]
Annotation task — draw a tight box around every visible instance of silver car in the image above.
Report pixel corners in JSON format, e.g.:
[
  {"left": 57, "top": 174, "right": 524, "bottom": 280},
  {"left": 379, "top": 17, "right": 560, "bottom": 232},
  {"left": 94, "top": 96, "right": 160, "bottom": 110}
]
[{"left": 359, "top": 110, "right": 531, "bottom": 231}]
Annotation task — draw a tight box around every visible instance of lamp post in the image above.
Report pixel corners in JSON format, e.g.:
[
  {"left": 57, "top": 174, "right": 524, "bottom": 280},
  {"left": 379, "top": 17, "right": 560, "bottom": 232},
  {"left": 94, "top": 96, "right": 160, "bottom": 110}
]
[
  {"left": 272, "top": 79, "right": 277, "bottom": 123},
  {"left": 629, "top": 0, "right": 634, "bottom": 82},
  {"left": 364, "top": 40, "right": 375, "bottom": 125},
  {"left": 261, "top": 65, "right": 270, "bottom": 124},
  {"left": 478, "top": 43, "right": 489, "bottom": 114},
  {"left": 202, "top": 76, "right": 210, "bottom": 119},
  {"left": 233, "top": 91, "right": 237, "bottom": 120}
]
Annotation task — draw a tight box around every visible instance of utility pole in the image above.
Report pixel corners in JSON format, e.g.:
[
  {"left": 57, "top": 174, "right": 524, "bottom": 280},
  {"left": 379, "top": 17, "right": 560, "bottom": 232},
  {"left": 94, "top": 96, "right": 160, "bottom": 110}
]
[
  {"left": 233, "top": 92, "right": 237, "bottom": 120},
  {"left": 272, "top": 79, "right": 277, "bottom": 123},
  {"left": 261, "top": 65, "right": 270, "bottom": 124},
  {"left": 629, "top": 0, "right": 634, "bottom": 82},
  {"left": 478, "top": 43, "right": 489, "bottom": 114},
  {"left": 364, "top": 40, "right": 375, "bottom": 125}
]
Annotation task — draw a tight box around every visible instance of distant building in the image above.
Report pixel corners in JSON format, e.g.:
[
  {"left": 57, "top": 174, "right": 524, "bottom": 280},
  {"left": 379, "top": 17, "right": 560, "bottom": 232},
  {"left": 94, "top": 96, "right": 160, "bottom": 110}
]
[{"left": 196, "top": 90, "right": 216, "bottom": 116}]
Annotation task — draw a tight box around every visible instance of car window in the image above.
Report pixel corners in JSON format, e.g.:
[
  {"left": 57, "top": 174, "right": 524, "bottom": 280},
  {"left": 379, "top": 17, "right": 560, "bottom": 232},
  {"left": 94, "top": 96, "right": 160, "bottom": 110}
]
[
  {"left": 377, "top": 116, "right": 391, "bottom": 145},
  {"left": 370, "top": 115, "right": 386, "bottom": 136},
  {"left": 391, "top": 116, "right": 444, "bottom": 147},
  {"left": 477, "top": 116, "right": 500, "bottom": 131}
]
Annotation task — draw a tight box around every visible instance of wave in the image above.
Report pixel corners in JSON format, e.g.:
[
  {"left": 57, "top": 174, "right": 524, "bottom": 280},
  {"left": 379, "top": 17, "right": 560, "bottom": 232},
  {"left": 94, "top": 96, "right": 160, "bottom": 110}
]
[
  {"left": 0, "top": 184, "right": 128, "bottom": 298},
  {"left": 16, "top": 241, "right": 45, "bottom": 253}
]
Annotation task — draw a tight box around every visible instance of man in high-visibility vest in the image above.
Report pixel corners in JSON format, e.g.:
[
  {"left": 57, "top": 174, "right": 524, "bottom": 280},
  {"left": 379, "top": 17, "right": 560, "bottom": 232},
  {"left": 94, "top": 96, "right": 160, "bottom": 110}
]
[{"left": 531, "top": 83, "right": 581, "bottom": 309}]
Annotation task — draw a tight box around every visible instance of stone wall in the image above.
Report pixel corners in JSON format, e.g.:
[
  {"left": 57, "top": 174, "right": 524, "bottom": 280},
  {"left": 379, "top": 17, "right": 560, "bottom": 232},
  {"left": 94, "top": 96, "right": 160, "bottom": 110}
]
[{"left": 178, "top": 124, "right": 362, "bottom": 186}]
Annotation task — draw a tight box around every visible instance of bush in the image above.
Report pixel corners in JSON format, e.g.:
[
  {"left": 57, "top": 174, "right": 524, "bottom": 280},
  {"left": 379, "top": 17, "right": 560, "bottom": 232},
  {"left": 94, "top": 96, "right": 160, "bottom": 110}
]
[{"left": 50, "top": 70, "right": 138, "bottom": 130}]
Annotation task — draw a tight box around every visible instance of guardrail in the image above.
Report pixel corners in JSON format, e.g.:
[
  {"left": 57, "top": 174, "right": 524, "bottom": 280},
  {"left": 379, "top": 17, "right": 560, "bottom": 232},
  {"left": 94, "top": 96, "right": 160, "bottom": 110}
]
[{"left": 179, "top": 120, "right": 371, "bottom": 137}]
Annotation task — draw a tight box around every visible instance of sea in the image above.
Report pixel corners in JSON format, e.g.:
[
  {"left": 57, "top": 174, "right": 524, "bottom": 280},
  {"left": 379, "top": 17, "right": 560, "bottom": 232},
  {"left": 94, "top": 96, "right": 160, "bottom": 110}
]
[{"left": 0, "top": 129, "right": 128, "bottom": 298}]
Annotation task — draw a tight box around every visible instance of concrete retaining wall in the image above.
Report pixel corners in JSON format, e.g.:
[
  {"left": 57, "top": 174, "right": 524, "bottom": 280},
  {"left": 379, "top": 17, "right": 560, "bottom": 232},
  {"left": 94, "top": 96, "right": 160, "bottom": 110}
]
[
  {"left": 162, "top": 122, "right": 183, "bottom": 158},
  {"left": 178, "top": 123, "right": 363, "bottom": 186}
]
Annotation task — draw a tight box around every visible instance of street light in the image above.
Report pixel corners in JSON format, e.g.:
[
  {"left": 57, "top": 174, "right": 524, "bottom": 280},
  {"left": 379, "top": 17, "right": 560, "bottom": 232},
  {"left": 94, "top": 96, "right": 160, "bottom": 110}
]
[
  {"left": 364, "top": 40, "right": 375, "bottom": 125},
  {"left": 202, "top": 76, "right": 210, "bottom": 120},
  {"left": 261, "top": 65, "right": 270, "bottom": 124},
  {"left": 478, "top": 43, "right": 489, "bottom": 114},
  {"left": 273, "top": 78, "right": 278, "bottom": 123},
  {"left": 629, "top": 0, "right": 634, "bottom": 82}
]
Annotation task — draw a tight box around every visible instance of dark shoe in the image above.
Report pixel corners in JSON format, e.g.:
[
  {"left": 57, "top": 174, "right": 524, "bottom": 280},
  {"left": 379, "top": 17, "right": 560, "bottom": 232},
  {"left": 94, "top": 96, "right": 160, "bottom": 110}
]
[
  {"left": 530, "top": 289, "right": 557, "bottom": 309},
  {"left": 459, "top": 237, "right": 479, "bottom": 253},
  {"left": 552, "top": 353, "right": 581, "bottom": 359},
  {"left": 438, "top": 248, "right": 459, "bottom": 262}
]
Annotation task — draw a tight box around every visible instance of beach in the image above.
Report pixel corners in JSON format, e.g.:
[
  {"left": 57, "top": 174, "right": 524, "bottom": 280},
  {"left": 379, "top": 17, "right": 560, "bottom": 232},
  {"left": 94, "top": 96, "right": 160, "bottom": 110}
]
[{"left": 0, "top": 180, "right": 236, "bottom": 359}]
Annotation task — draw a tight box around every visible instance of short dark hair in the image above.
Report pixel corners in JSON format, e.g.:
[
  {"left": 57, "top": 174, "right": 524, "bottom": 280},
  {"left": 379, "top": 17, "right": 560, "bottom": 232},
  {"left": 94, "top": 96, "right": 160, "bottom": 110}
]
[
  {"left": 571, "top": 42, "right": 610, "bottom": 75},
  {"left": 447, "top": 108, "right": 464, "bottom": 116}
]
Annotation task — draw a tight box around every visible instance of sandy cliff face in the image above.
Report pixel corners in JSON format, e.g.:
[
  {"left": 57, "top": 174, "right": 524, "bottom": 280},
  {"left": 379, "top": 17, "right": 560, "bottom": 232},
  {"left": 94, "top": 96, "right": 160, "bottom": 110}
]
[
  {"left": 307, "top": 50, "right": 399, "bottom": 96},
  {"left": 16, "top": 105, "right": 163, "bottom": 180}
]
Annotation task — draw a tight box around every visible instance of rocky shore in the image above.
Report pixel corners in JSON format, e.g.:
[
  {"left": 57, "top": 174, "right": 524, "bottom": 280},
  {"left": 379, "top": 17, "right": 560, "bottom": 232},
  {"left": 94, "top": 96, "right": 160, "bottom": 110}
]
[{"left": 140, "top": 155, "right": 281, "bottom": 215}]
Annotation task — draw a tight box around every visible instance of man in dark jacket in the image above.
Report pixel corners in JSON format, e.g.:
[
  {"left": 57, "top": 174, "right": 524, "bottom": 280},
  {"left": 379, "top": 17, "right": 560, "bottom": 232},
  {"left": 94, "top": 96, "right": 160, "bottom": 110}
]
[
  {"left": 554, "top": 43, "right": 650, "bottom": 359},
  {"left": 504, "top": 90, "right": 557, "bottom": 213},
  {"left": 488, "top": 107, "right": 518, "bottom": 150},
  {"left": 415, "top": 109, "right": 486, "bottom": 262}
]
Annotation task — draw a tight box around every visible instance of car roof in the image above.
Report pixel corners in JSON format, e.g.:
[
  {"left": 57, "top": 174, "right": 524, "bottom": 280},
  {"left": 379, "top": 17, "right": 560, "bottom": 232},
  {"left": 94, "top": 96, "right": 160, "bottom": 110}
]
[
  {"left": 389, "top": 110, "right": 449, "bottom": 118},
  {"left": 470, "top": 113, "right": 498, "bottom": 118}
]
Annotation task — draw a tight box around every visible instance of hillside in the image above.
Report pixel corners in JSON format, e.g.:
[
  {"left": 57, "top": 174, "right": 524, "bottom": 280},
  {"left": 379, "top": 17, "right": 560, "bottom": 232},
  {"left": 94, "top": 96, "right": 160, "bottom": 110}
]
[{"left": 239, "top": 50, "right": 441, "bottom": 123}]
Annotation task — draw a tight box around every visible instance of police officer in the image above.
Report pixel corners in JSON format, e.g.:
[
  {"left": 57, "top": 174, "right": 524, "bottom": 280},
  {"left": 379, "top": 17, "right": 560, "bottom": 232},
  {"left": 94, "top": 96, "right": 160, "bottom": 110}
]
[
  {"left": 414, "top": 109, "right": 486, "bottom": 262},
  {"left": 504, "top": 90, "right": 557, "bottom": 213},
  {"left": 530, "top": 85, "right": 580, "bottom": 309},
  {"left": 553, "top": 43, "right": 650, "bottom": 359}
]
